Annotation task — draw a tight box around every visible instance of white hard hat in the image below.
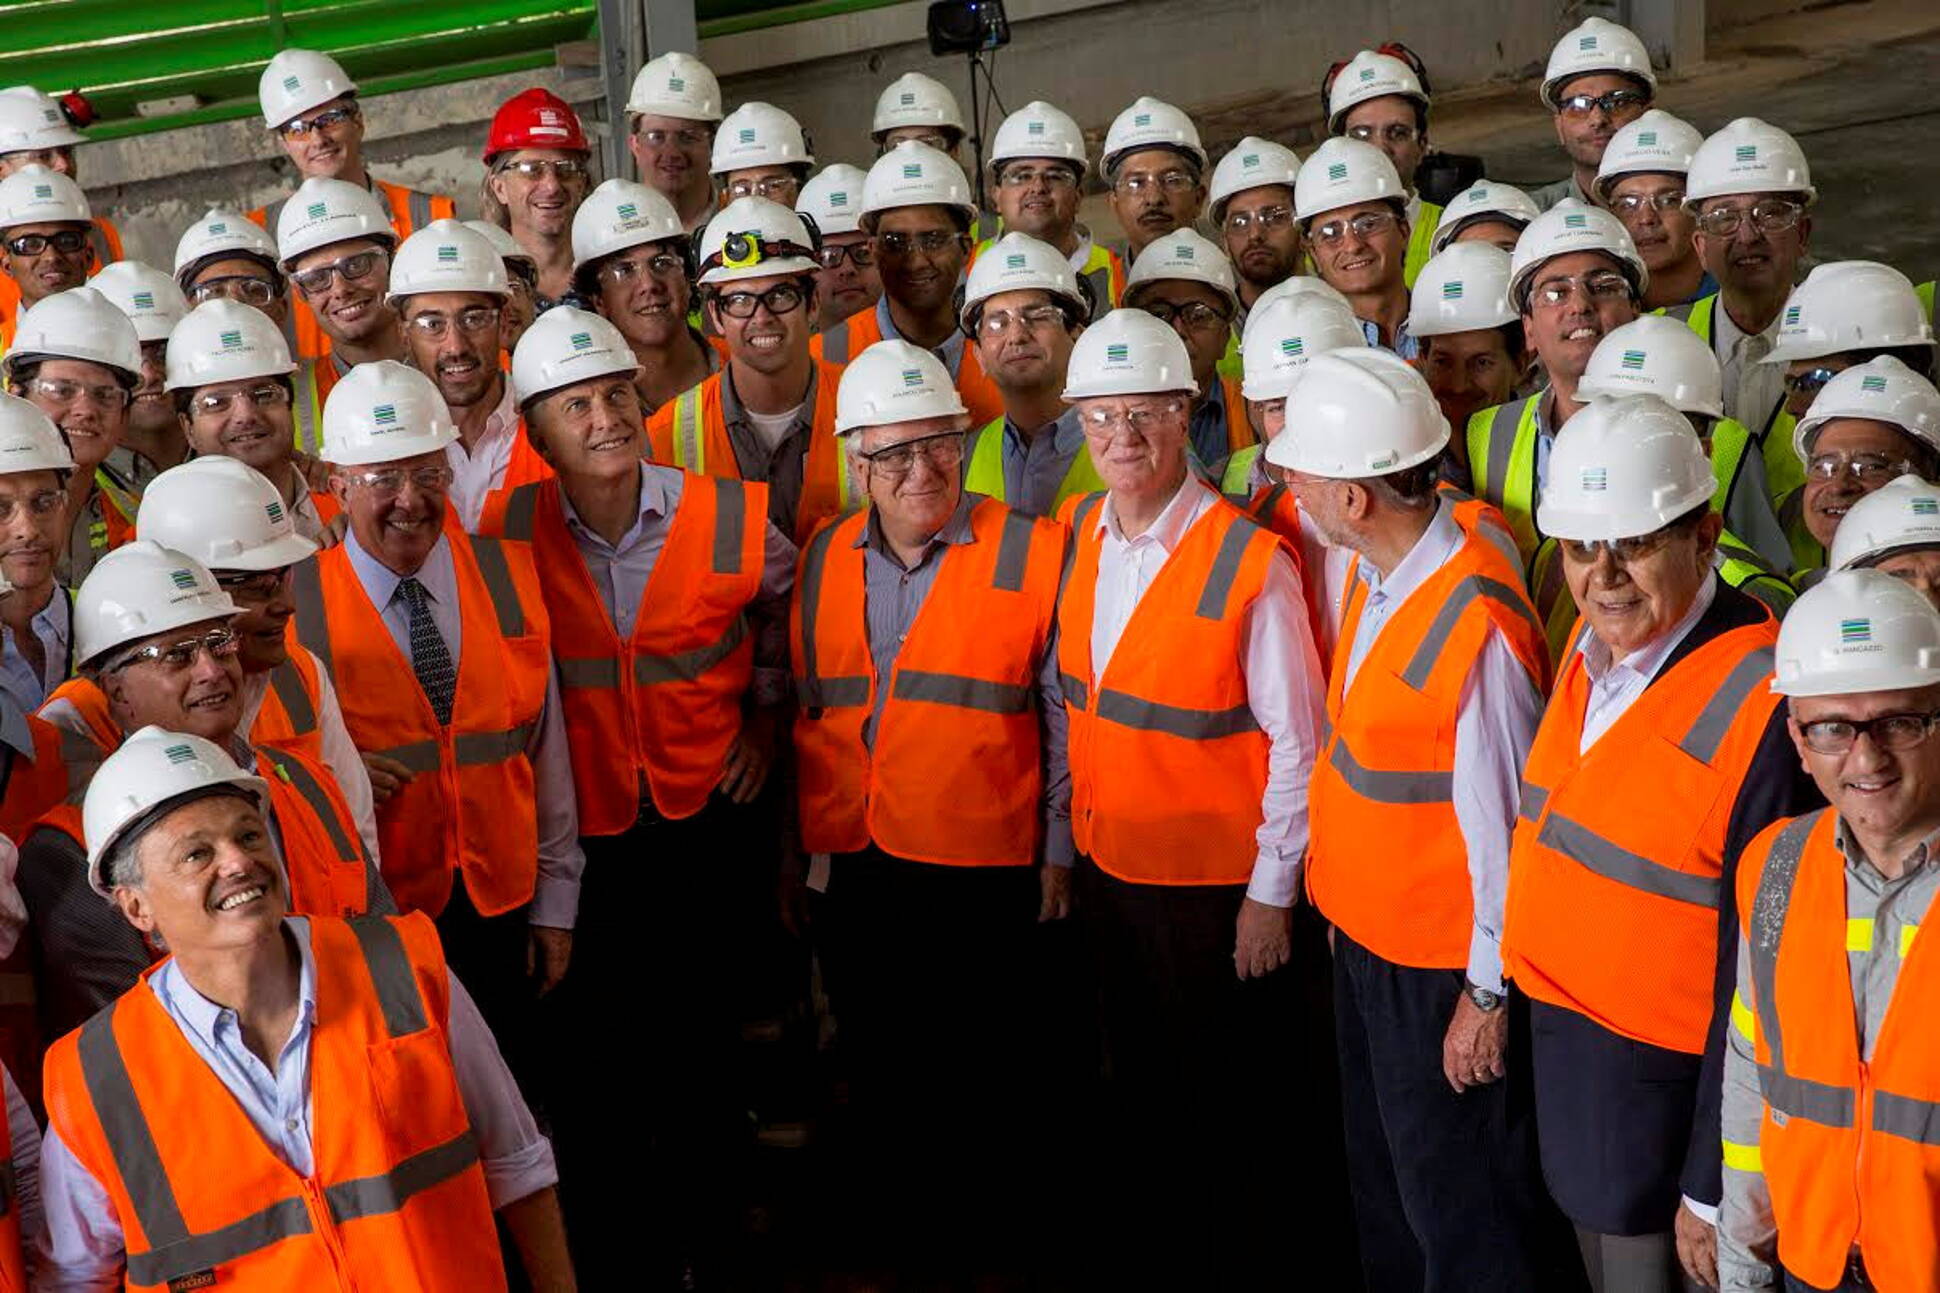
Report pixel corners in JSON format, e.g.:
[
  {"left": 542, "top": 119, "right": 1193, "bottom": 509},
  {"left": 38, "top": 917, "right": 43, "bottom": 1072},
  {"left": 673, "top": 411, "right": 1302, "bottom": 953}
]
[
  {"left": 1408, "top": 242, "right": 1517, "bottom": 339},
  {"left": 1683, "top": 117, "right": 1816, "bottom": 207},
  {"left": 960, "top": 232, "right": 1085, "bottom": 332},
  {"left": 834, "top": 340, "right": 968, "bottom": 435},
  {"left": 1431, "top": 180, "right": 1541, "bottom": 255},
  {"left": 83, "top": 726, "right": 270, "bottom": 896},
  {"left": 1536, "top": 394, "right": 1715, "bottom": 541},
  {"left": 137, "top": 458, "right": 320, "bottom": 573},
  {"left": 1124, "top": 229, "right": 1239, "bottom": 313},
  {"left": 872, "top": 73, "right": 964, "bottom": 140},
  {"left": 511, "top": 306, "right": 638, "bottom": 409},
  {"left": 1764, "top": 262, "right": 1934, "bottom": 366},
  {"left": 320, "top": 359, "right": 459, "bottom": 467},
  {"left": 0, "top": 91, "right": 83, "bottom": 152},
  {"left": 1772, "top": 568, "right": 1940, "bottom": 697},
  {"left": 1293, "top": 137, "right": 1405, "bottom": 223},
  {"left": 571, "top": 179, "right": 685, "bottom": 271},
  {"left": 1575, "top": 314, "right": 1724, "bottom": 418},
  {"left": 987, "top": 101, "right": 1088, "bottom": 174},
  {"left": 1241, "top": 275, "right": 1354, "bottom": 352},
  {"left": 173, "top": 207, "right": 281, "bottom": 281},
  {"left": 1240, "top": 294, "right": 1370, "bottom": 401},
  {"left": 0, "top": 391, "right": 75, "bottom": 474},
  {"left": 1541, "top": 17, "right": 1657, "bottom": 110},
  {"left": 259, "top": 48, "right": 358, "bottom": 129},
  {"left": 1792, "top": 356, "right": 1940, "bottom": 464},
  {"left": 1508, "top": 199, "right": 1649, "bottom": 311},
  {"left": 710, "top": 102, "right": 813, "bottom": 176},
  {"left": 1594, "top": 109, "right": 1704, "bottom": 201},
  {"left": 625, "top": 51, "right": 722, "bottom": 124},
  {"left": 7, "top": 286, "right": 142, "bottom": 382},
  {"left": 1830, "top": 474, "right": 1940, "bottom": 573},
  {"left": 0, "top": 163, "right": 88, "bottom": 230},
  {"left": 796, "top": 164, "right": 870, "bottom": 237},
  {"left": 1326, "top": 51, "right": 1430, "bottom": 134},
  {"left": 464, "top": 219, "right": 536, "bottom": 269},
  {"left": 91, "top": 262, "right": 192, "bottom": 344},
  {"left": 275, "top": 176, "right": 396, "bottom": 267},
  {"left": 859, "top": 141, "right": 978, "bottom": 227},
  {"left": 1208, "top": 138, "right": 1302, "bottom": 224},
  {"left": 388, "top": 219, "right": 510, "bottom": 302},
  {"left": 1062, "top": 308, "right": 1195, "bottom": 401},
  {"left": 1266, "top": 348, "right": 1447, "bottom": 477},
  {"left": 73, "top": 539, "right": 240, "bottom": 670},
  {"left": 1102, "top": 96, "right": 1207, "bottom": 177},
  {"left": 696, "top": 197, "right": 819, "bottom": 286},
  {"left": 165, "top": 299, "right": 295, "bottom": 392}
]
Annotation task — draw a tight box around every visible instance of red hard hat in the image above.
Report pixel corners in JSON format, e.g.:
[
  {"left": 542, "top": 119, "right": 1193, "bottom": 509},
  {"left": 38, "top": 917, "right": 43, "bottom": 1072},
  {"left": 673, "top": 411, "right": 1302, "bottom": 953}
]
[{"left": 484, "top": 88, "right": 589, "bottom": 161}]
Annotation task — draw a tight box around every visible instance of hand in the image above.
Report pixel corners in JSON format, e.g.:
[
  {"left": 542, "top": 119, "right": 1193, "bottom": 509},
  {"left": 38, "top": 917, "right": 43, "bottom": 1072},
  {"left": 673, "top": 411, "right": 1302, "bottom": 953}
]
[
  {"left": 1442, "top": 992, "right": 1508, "bottom": 1093},
  {"left": 1674, "top": 1200, "right": 1719, "bottom": 1290},
  {"left": 361, "top": 751, "right": 416, "bottom": 805},
  {"left": 315, "top": 511, "right": 349, "bottom": 550},
  {"left": 294, "top": 451, "right": 333, "bottom": 496},
  {"left": 1038, "top": 865, "right": 1072, "bottom": 922},
  {"left": 718, "top": 707, "right": 779, "bottom": 804},
  {"left": 527, "top": 925, "right": 572, "bottom": 996},
  {"left": 1234, "top": 897, "right": 1292, "bottom": 979}
]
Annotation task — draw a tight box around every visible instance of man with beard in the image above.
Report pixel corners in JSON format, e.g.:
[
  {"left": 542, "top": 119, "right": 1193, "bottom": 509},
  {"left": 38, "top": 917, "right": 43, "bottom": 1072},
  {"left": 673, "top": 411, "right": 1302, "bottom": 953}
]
[
  {"left": 276, "top": 176, "right": 405, "bottom": 401},
  {"left": 1596, "top": 111, "right": 1713, "bottom": 311},
  {"left": 1529, "top": 17, "right": 1657, "bottom": 211},
  {"left": 973, "top": 101, "right": 1125, "bottom": 309},
  {"left": 0, "top": 165, "right": 94, "bottom": 350},
  {"left": 0, "top": 393, "right": 77, "bottom": 710},
  {"left": 1209, "top": 138, "right": 1304, "bottom": 318},
  {"left": 482, "top": 90, "right": 593, "bottom": 309},
  {"left": 1324, "top": 46, "right": 1441, "bottom": 287},
  {"left": 1296, "top": 137, "right": 1418, "bottom": 358},
  {"left": 1102, "top": 97, "right": 1208, "bottom": 266},
  {"left": 798, "top": 165, "right": 881, "bottom": 332},
  {"left": 625, "top": 51, "right": 721, "bottom": 237},
  {"left": 91, "top": 263, "right": 193, "bottom": 487},
  {"left": 573, "top": 179, "right": 716, "bottom": 411}
]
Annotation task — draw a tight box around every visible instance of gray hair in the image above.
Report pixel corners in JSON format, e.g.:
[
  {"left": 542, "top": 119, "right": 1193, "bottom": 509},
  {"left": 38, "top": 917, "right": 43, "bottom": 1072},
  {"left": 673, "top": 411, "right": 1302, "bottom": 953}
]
[{"left": 102, "top": 836, "right": 144, "bottom": 893}]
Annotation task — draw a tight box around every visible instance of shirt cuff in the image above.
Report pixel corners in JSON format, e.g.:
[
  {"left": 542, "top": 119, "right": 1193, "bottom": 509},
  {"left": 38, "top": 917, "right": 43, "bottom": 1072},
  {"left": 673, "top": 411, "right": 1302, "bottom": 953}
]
[
  {"left": 1466, "top": 925, "right": 1505, "bottom": 995},
  {"left": 483, "top": 1131, "right": 560, "bottom": 1210},
  {"left": 1682, "top": 1195, "right": 1718, "bottom": 1226},
  {"left": 752, "top": 666, "right": 792, "bottom": 709},
  {"left": 527, "top": 873, "right": 580, "bottom": 930},
  {"left": 1042, "top": 818, "right": 1075, "bottom": 868},
  {"left": 1243, "top": 850, "right": 1298, "bottom": 908}
]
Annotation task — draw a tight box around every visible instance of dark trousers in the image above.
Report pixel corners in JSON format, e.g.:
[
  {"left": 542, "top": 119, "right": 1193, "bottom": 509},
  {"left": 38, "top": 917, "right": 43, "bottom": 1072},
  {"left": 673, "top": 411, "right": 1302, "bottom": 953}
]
[
  {"left": 1787, "top": 1259, "right": 1876, "bottom": 1291},
  {"left": 435, "top": 882, "right": 539, "bottom": 1097},
  {"left": 1333, "top": 932, "right": 1585, "bottom": 1293}
]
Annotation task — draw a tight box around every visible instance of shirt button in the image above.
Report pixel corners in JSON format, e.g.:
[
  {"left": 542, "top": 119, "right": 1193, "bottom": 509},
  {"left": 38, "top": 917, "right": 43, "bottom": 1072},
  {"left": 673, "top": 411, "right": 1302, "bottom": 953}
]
[{"left": 285, "top": 1118, "right": 298, "bottom": 1132}]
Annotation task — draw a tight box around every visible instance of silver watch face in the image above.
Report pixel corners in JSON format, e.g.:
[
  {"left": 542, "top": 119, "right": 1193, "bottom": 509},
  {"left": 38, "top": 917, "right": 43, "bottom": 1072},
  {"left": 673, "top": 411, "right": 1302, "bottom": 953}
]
[{"left": 1468, "top": 986, "right": 1502, "bottom": 1011}]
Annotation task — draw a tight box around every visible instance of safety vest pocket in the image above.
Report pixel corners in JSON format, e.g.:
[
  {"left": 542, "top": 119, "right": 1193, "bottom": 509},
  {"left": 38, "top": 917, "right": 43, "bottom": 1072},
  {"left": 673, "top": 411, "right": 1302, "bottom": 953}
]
[{"left": 366, "top": 1028, "right": 471, "bottom": 1160}]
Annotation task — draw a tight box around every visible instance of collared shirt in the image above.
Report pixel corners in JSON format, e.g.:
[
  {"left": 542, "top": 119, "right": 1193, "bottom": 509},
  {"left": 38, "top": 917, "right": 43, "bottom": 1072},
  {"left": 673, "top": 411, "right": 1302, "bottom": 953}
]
[
  {"left": 558, "top": 462, "right": 796, "bottom": 705},
  {"left": 341, "top": 530, "right": 587, "bottom": 928},
  {"left": 285, "top": 471, "right": 330, "bottom": 544},
  {"left": 997, "top": 407, "right": 1088, "bottom": 519},
  {"left": 1239, "top": 451, "right": 1355, "bottom": 660},
  {"left": 1577, "top": 572, "right": 1719, "bottom": 753},
  {"left": 34, "top": 917, "right": 558, "bottom": 1288},
  {"left": 1340, "top": 501, "right": 1542, "bottom": 991},
  {"left": 1090, "top": 475, "right": 1326, "bottom": 905},
  {"left": 1528, "top": 172, "right": 1597, "bottom": 213},
  {"left": 1713, "top": 296, "right": 1786, "bottom": 435},
  {"left": 237, "top": 648, "right": 383, "bottom": 864},
  {"left": 445, "top": 379, "right": 521, "bottom": 534},
  {"left": 719, "top": 362, "right": 821, "bottom": 537},
  {"left": 0, "top": 583, "right": 71, "bottom": 711},
  {"left": 1188, "top": 373, "right": 1235, "bottom": 467},
  {"left": 875, "top": 293, "right": 967, "bottom": 381},
  {"left": 1358, "top": 313, "right": 1420, "bottom": 361}
]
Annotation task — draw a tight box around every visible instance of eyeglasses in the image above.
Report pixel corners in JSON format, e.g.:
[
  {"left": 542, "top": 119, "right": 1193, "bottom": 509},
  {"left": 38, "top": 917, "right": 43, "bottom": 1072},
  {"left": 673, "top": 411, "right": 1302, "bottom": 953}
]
[
  {"left": 1786, "top": 366, "right": 1841, "bottom": 399},
  {"left": 189, "top": 274, "right": 279, "bottom": 306},
  {"left": 1080, "top": 400, "right": 1185, "bottom": 441},
  {"left": 214, "top": 567, "right": 293, "bottom": 600},
  {"left": 1113, "top": 171, "right": 1197, "bottom": 198},
  {"left": 495, "top": 158, "right": 589, "bottom": 184},
  {"left": 1695, "top": 198, "right": 1805, "bottom": 239},
  {"left": 1556, "top": 89, "right": 1651, "bottom": 119},
  {"left": 0, "top": 148, "right": 70, "bottom": 170},
  {"left": 1806, "top": 451, "right": 1915, "bottom": 485},
  {"left": 0, "top": 489, "right": 64, "bottom": 524},
  {"left": 191, "top": 383, "right": 291, "bottom": 418},
  {"left": 997, "top": 165, "right": 1079, "bottom": 191},
  {"left": 856, "top": 430, "right": 966, "bottom": 476},
  {"left": 884, "top": 132, "right": 953, "bottom": 154},
  {"left": 278, "top": 105, "right": 359, "bottom": 139},
  {"left": 110, "top": 626, "right": 239, "bottom": 673},
  {"left": 978, "top": 303, "right": 1066, "bottom": 336},
  {"left": 1311, "top": 210, "right": 1399, "bottom": 246},
  {"left": 635, "top": 126, "right": 711, "bottom": 150},
  {"left": 30, "top": 376, "right": 128, "bottom": 409},
  {"left": 343, "top": 464, "right": 455, "bottom": 495},
  {"left": 1140, "top": 298, "right": 1232, "bottom": 332},
  {"left": 1532, "top": 270, "right": 1632, "bottom": 308},
  {"left": 726, "top": 175, "right": 800, "bottom": 202},
  {"left": 875, "top": 229, "right": 962, "bottom": 258},
  {"left": 710, "top": 281, "right": 807, "bottom": 319},
  {"left": 1346, "top": 122, "right": 1421, "bottom": 146},
  {"left": 1799, "top": 710, "right": 1940, "bottom": 756},
  {"left": 406, "top": 305, "right": 504, "bottom": 339},
  {"left": 1223, "top": 205, "right": 1295, "bottom": 236},
  {"left": 290, "top": 249, "right": 386, "bottom": 296},
  {"left": 815, "top": 243, "right": 875, "bottom": 270},
  {"left": 1558, "top": 523, "right": 1684, "bottom": 566},
  {"left": 596, "top": 252, "right": 686, "bottom": 288},
  {"left": 5, "top": 230, "right": 88, "bottom": 257},
  {"left": 1609, "top": 190, "right": 1686, "bottom": 217}
]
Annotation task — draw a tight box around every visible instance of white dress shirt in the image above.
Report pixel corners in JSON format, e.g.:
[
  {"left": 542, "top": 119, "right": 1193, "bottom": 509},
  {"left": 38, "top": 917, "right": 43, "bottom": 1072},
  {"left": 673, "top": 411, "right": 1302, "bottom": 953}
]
[
  {"left": 1713, "top": 299, "right": 1785, "bottom": 437},
  {"left": 237, "top": 647, "right": 382, "bottom": 865},
  {"left": 444, "top": 380, "right": 522, "bottom": 534},
  {"left": 1577, "top": 573, "right": 1719, "bottom": 754}
]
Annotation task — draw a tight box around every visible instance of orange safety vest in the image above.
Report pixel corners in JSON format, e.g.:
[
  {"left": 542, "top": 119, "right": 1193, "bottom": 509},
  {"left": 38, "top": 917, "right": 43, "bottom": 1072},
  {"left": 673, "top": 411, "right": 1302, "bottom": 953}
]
[
  {"left": 0, "top": 713, "right": 68, "bottom": 1117},
  {"left": 0, "top": 214, "right": 121, "bottom": 351},
  {"left": 252, "top": 637, "right": 326, "bottom": 766},
  {"left": 810, "top": 308, "right": 1005, "bottom": 428},
  {"left": 1504, "top": 615, "right": 1779, "bottom": 1053},
  {"left": 1738, "top": 809, "right": 1940, "bottom": 1293},
  {"left": 496, "top": 472, "right": 765, "bottom": 833},
  {"left": 793, "top": 499, "right": 1064, "bottom": 865},
  {"left": 0, "top": 1055, "right": 18, "bottom": 1292},
  {"left": 470, "top": 419, "right": 555, "bottom": 537},
  {"left": 44, "top": 913, "right": 503, "bottom": 1292},
  {"left": 0, "top": 711, "right": 72, "bottom": 840},
  {"left": 290, "top": 533, "right": 550, "bottom": 917},
  {"left": 1057, "top": 488, "right": 1281, "bottom": 885},
  {"left": 1306, "top": 524, "right": 1549, "bottom": 969},
  {"left": 1214, "top": 373, "right": 1255, "bottom": 455}
]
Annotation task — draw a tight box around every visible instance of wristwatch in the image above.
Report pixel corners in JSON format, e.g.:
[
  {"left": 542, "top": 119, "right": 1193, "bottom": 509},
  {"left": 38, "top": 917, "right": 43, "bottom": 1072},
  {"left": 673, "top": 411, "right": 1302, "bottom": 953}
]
[{"left": 1464, "top": 980, "right": 1504, "bottom": 1013}]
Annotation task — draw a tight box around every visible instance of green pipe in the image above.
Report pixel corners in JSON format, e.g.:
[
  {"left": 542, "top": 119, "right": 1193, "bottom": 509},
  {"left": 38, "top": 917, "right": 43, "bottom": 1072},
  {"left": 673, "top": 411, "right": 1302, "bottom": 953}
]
[
  {"left": 698, "top": 0, "right": 910, "bottom": 38},
  {"left": 263, "top": 0, "right": 289, "bottom": 50}
]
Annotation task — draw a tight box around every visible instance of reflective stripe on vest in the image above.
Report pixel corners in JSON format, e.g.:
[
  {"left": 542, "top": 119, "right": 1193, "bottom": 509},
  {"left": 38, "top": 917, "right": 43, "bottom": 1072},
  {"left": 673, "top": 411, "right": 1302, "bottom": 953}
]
[
  {"left": 407, "top": 191, "right": 433, "bottom": 235},
  {"left": 1471, "top": 396, "right": 1540, "bottom": 559},
  {"left": 371, "top": 723, "right": 535, "bottom": 775},
  {"left": 267, "top": 656, "right": 318, "bottom": 740},
  {"left": 291, "top": 363, "right": 324, "bottom": 457},
  {"left": 795, "top": 522, "right": 873, "bottom": 711},
  {"left": 671, "top": 386, "right": 706, "bottom": 473},
  {"left": 821, "top": 318, "right": 853, "bottom": 365},
  {"left": 270, "top": 754, "right": 362, "bottom": 874},
  {"left": 290, "top": 558, "right": 330, "bottom": 676}
]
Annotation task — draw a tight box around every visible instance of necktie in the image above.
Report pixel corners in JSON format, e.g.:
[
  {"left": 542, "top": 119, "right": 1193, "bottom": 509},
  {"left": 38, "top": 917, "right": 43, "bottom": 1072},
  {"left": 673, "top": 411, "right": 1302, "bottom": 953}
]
[{"left": 397, "top": 576, "right": 456, "bottom": 725}]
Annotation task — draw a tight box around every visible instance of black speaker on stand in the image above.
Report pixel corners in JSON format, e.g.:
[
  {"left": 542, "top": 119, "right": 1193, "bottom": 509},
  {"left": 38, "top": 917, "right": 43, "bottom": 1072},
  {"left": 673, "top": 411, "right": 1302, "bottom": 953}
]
[{"left": 927, "top": 1, "right": 1011, "bottom": 209}]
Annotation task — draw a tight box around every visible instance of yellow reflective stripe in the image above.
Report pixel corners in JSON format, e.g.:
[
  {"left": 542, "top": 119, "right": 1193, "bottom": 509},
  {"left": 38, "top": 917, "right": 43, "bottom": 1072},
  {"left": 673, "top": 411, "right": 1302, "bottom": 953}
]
[
  {"left": 1847, "top": 918, "right": 1874, "bottom": 953},
  {"left": 1902, "top": 923, "right": 1919, "bottom": 959},
  {"left": 1722, "top": 1140, "right": 1763, "bottom": 1173},
  {"left": 672, "top": 387, "right": 704, "bottom": 472},
  {"left": 1731, "top": 991, "right": 1758, "bottom": 1043}
]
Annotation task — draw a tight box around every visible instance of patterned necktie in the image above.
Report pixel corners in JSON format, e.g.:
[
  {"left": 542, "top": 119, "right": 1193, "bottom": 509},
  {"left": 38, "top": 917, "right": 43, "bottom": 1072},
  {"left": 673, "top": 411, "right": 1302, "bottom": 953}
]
[{"left": 396, "top": 576, "right": 456, "bottom": 725}]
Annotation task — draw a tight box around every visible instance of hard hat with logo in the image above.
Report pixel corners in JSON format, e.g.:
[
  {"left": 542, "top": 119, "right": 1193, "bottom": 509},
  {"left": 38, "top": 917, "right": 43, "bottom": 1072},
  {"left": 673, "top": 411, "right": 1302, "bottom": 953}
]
[
  {"left": 1062, "top": 308, "right": 1195, "bottom": 400},
  {"left": 571, "top": 179, "right": 685, "bottom": 270},
  {"left": 1124, "top": 230, "right": 1239, "bottom": 313},
  {"left": 987, "top": 101, "right": 1088, "bottom": 175},
  {"left": 73, "top": 539, "right": 241, "bottom": 670},
  {"left": 1241, "top": 275, "right": 1354, "bottom": 351},
  {"left": 485, "top": 89, "right": 590, "bottom": 162},
  {"left": 1208, "top": 138, "right": 1302, "bottom": 225},
  {"left": 1293, "top": 136, "right": 1405, "bottom": 223},
  {"left": 796, "top": 165, "right": 869, "bottom": 237},
  {"left": 859, "top": 141, "right": 978, "bottom": 227},
  {"left": 711, "top": 102, "right": 813, "bottom": 176},
  {"left": 1764, "top": 261, "right": 1934, "bottom": 365},
  {"left": 320, "top": 359, "right": 459, "bottom": 466},
  {"left": 1408, "top": 242, "right": 1517, "bottom": 339},
  {"left": 1793, "top": 356, "right": 1940, "bottom": 463},
  {"left": 165, "top": 299, "right": 295, "bottom": 392},
  {"left": 274, "top": 176, "right": 395, "bottom": 266},
  {"left": 1431, "top": 179, "right": 1541, "bottom": 254},
  {"left": 173, "top": 207, "right": 281, "bottom": 282},
  {"left": 960, "top": 232, "right": 1085, "bottom": 331},
  {"left": 0, "top": 163, "right": 88, "bottom": 231},
  {"left": 0, "top": 391, "right": 75, "bottom": 474},
  {"left": 389, "top": 219, "right": 510, "bottom": 301},
  {"left": 834, "top": 340, "right": 967, "bottom": 435},
  {"left": 464, "top": 219, "right": 536, "bottom": 270},
  {"left": 872, "top": 73, "right": 964, "bottom": 141},
  {"left": 1326, "top": 51, "right": 1431, "bottom": 134},
  {"left": 1772, "top": 568, "right": 1940, "bottom": 697},
  {"left": 1508, "top": 199, "right": 1649, "bottom": 311},
  {"left": 1265, "top": 348, "right": 1447, "bottom": 477},
  {"left": 1540, "top": 17, "right": 1657, "bottom": 109},
  {"left": 92, "top": 262, "right": 192, "bottom": 344},
  {"left": 137, "top": 457, "right": 320, "bottom": 573},
  {"left": 0, "top": 91, "right": 84, "bottom": 152},
  {"left": 259, "top": 49, "right": 357, "bottom": 130},
  {"left": 1536, "top": 394, "right": 1715, "bottom": 541},
  {"left": 83, "top": 726, "right": 270, "bottom": 896},
  {"left": 695, "top": 197, "right": 819, "bottom": 286},
  {"left": 1830, "top": 474, "right": 1940, "bottom": 573},
  {"left": 1594, "top": 109, "right": 1704, "bottom": 201},
  {"left": 625, "top": 51, "right": 723, "bottom": 124},
  {"left": 1683, "top": 117, "right": 1815, "bottom": 206},
  {"left": 6, "top": 286, "right": 141, "bottom": 382},
  {"left": 511, "top": 306, "right": 638, "bottom": 409},
  {"left": 1575, "top": 315, "right": 1724, "bottom": 417},
  {"left": 1241, "top": 294, "right": 1369, "bottom": 401},
  {"left": 1102, "top": 96, "right": 1207, "bottom": 177}
]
